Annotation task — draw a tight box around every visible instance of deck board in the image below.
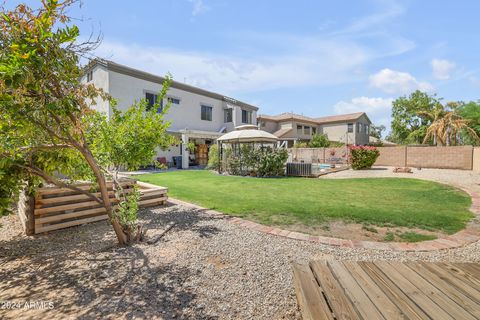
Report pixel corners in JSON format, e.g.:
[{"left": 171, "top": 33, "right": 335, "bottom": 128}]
[{"left": 292, "top": 260, "right": 480, "bottom": 320}]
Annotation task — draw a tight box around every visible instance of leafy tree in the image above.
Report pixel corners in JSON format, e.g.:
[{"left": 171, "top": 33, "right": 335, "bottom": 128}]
[
  {"left": 0, "top": 1, "right": 173, "bottom": 244},
  {"left": 389, "top": 90, "right": 442, "bottom": 144},
  {"left": 369, "top": 125, "right": 386, "bottom": 139},
  {"left": 308, "top": 134, "right": 330, "bottom": 148},
  {"left": 457, "top": 101, "right": 480, "bottom": 146}
]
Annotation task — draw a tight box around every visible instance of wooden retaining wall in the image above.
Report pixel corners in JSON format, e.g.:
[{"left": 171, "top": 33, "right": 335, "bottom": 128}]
[{"left": 19, "top": 179, "right": 167, "bottom": 235}]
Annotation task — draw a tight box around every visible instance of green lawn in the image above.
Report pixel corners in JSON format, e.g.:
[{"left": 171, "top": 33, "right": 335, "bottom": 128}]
[{"left": 138, "top": 170, "right": 473, "bottom": 235}]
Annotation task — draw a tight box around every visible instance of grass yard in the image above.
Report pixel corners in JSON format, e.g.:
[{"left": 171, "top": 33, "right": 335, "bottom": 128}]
[{"left": 138, "top": 170, "right": 473, "bottom": 236}]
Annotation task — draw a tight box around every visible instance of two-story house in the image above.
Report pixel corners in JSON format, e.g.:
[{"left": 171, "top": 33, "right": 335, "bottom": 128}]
[
  {"left": 257, "top": 112, "right": 371, "bottom": 147},
  {"left": 81, "top": 59, "right": 258, "bottom": 168}
]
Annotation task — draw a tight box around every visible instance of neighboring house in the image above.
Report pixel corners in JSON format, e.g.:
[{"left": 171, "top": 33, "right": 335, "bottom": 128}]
[
  {"left": 257, "top": 112, "right": 371, "bottom": 146},
  {"left": 81, "top": 59, "right": 258, "bottom": 168}
]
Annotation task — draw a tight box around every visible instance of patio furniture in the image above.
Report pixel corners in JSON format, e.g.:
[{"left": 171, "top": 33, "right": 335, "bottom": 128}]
[{"left": 293, "top": 260, "right": 480, "bottom": 319}]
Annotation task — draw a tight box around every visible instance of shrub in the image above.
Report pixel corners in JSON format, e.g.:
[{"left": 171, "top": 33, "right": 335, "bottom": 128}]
[
  {"left": 294, "top": 141, "right": 308, "bottom": 148},
  {"left": 257, "top": 148, "right": 288, "bottom": 177},
  {"left": 207, "top": 144, "right": 219, "bottom": 170},
  {"left": 349, "top": 146, "right": 380, "bottom": 170},
  {"left": 309, "top": 134, "right": 330, "bottom": 148}
]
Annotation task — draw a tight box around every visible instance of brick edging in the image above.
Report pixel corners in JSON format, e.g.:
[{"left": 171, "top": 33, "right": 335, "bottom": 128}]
[{"left": 166, "top": 185, "right": 480, "bottom": 252}]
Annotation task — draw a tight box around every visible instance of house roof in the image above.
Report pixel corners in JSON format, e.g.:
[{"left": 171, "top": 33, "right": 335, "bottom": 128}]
[
  {"left": 272, "top": 128, "right": 293, "bottom": 138},
  {"left": 257, "top": 111, "right": 370, "bottom": 125},
  {"left": 83, "top": 59, "right": 258, "bottom": 111}
]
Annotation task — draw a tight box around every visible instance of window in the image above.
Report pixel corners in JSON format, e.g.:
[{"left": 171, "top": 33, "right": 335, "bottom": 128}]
[
  {"left": 304, "top": 126, "right": 310, "bottom": 135},
  {"left": 312, "top": 127, "right": 317, "bottom": 135},
  {"left": 145, "top": 92, "right": 163, "bottom": 113},
  {"left": 87, "top": 71, "right": 93, "bottom": 82},
  {"left": 167, "top": 97, "right": 180, "bottom": 105},
  {"left": 364, "top": 124, "right": 369, "bottom": 134},
  {"left": 347, "top": 123, "right": 353, "bottom": 133},
  {"left": 242, "top": 109, "right": 252, "bottom": 124},
  {"left": 201, "top": 105, "right": 212, "bottom": 121},
  {"left": 357, "top": 123, "right": 362, "bottom": 133},
  {"left": 297, "top": 125, "right": 303, "bottom": 135},
  {"left": 224, "top": 108, "right": 233, "bottom": 123}
]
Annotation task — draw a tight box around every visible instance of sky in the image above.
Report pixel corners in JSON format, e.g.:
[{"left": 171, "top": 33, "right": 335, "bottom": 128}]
[{"left": 9, "top": 0, "right": 480, "bottom": 135}]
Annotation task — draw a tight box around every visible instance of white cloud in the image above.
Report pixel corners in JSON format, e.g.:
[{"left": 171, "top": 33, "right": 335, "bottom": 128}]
[
  {"left": 334, "top": 96, "right": 394, "bottom": 115},
  {"left": 369, "top": 68, "right": 433, "bottom": 94},
  {"left": 188, "top": 0, "right": 210, "bottom": 16},
  {"left": 94, "top": 39, "right": 370, "bottom": 94},
  {"left": 431, "top": 59, "right": 456, "bottom": 80}
]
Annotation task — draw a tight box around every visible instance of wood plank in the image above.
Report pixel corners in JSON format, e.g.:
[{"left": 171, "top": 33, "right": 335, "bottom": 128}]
[
  {"left": 390, "top": 262, "right": 476, "bottom": 320},
  {"left": 37, "top": 180, "right": 134, "bottom": 196},
  {"left": 405, "top": 262, "right": 480, "bottom": 319},
  {"left": 358, "top": 262, "right": 430, "bottom": 320},
  {"left": 34, "top": 198, "right": 120, "bottom": 215},
  {"left": 36, "top": 189, "right": 135, "bottom": 205},
  {"left": 309, "top": 261, "right": 360, "bottom": 320},
  {"left": 417, "top": 262, "right": 480, "bottom": 304},
  {"left": 328, "top": 260, "right": 384, "bottom": 320},
  {"left": 292, "top": 263, "right": 334, "bottom": 320},
  {"left": 342, "top": 262, "right": 405, "bottom": 320},
  {"left": 440, "top": 263, "right": 480, "bottom": 288},
  {"left": 139, "top": 197, "right": 167, "bottom": 207},
  {"left": 34, "top": 215, "right": 108, "bottom": 234},
  {"left": 35, "top": 207, "right": 107, "bottom": 225},
  {"left": 141, "top": 187, "right": 168, "bottom": 194},
  {"left": 453, "top": 263, "right": 480, "bottom": 279}
]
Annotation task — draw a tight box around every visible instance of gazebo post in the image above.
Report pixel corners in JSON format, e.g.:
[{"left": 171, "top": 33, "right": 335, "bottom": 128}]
[{"left": 217, "top": 140, "right": 222, "bottom": 173}]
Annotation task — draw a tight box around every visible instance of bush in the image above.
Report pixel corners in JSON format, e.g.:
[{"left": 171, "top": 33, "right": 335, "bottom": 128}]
[
  {"left": 349, "top": 146, "right": 379, "bottom": 170},
  {"left": 257, "top": 148, "right": 288, "bottom": 177},
  {"left": 207, "top": 144, "right": 219, "bottom": 170},
  {"left": 309, "top": 134, "right": 330, "bottom": 148},
  {"left": 294, "top": 141, "right": 308, "bottom": 148}
]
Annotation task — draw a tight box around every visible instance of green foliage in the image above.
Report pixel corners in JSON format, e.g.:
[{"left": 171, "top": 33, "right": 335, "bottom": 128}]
[
  {"left": 308, "top": 134, "right": 330, "bottom": 148},
  {"left": 458, "top": 101, "right": 480, "bottom": 146},
  {"left": 87, "top": 95, "right": 177, "bottom": 172},
  {"left": 207, "top": 144, "right": 219, "bottom": 170},
  {"left": 257, "top": 148, "right": 288, "bottom": 177},
  {"left": 350, "top": 146, "right": 380, "bottom": 170},
  {"left": 389, "top": 90, "right": 442, "bottom": 144},
  {"left": 369, "top": 125, "right": 386, "bottom": 139},
  {"left": 383, "top": 232, "right": 395, "bottom": 242},
  {"left": 115, "top": 186, "right": 141, "bottom": 229},
  {"left": 294, "top": 141, "right": 308, "bottom": 148},
  {"left": 398, "top": 232, "right": 437, "bottom": 242}
]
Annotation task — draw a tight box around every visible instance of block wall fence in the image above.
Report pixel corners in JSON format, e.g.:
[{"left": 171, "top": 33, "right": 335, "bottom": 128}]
[{"left": 289, "top": 146, "right": 480, "bottom": 171}]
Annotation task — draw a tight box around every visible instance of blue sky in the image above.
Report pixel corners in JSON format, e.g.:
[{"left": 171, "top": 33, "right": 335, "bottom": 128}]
[{"left": 11, "top": 0, "right": 480, "bottom": 133}]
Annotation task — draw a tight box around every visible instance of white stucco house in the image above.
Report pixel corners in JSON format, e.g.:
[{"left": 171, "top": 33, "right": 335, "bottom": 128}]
[
  {"left": 81, "top": 59, "right": 258, "bottom": 169},
  {"left": 257, "top": 112, "right": 372, "bottom": 147}
]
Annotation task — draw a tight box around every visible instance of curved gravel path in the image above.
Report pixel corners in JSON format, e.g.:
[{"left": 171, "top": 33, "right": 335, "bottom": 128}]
[{"left": 0, "top": 167, "right": 479, "bottom": 319}]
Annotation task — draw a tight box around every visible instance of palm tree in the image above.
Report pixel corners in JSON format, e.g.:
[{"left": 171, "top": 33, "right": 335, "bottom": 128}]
[
  {"left": 423, "top": 111, "right": 480, "bottom": 146},
  {"left": 417, "top": 103, "right": 446, "bottom": 145}
]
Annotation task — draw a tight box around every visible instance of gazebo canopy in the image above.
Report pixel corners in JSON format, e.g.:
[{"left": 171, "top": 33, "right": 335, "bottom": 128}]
[{"left": 217, "top": 126, "right": 278, "bottom": 143}]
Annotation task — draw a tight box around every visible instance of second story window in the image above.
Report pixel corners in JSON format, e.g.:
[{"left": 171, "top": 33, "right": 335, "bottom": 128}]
[
  {"left": 304, "top": 126, "right": 310, "bottom": 135},
  {"left": 167, "top": 97, "right": 180, "bottom": 105},
  {"left": 357, "top": 123, "right": 362, "bottom": 133},
  {"left": 224, "top": 108, "right": 233, "bottom": 123},
  {"left": 364, "top": 124, "right": 369, "bottom": 134},
  {"left": 312, "top": 127, "right": 317, "bottom": 135},
  {"left": 145, "top": 92, "right": 162, "bottom": 113},
  {"left": 201, "top": 105, "right": 212, "bottom": 121},
  {"left": 242, "top": 109, "right": 252, "bottom": 124},
  {"left": 87, "top": 71, "right": 93, "bottom": 82},
  {"left": 347, "top": 123, "right": 353, "bottom": 133},
  {"left": 297, "top": 125, "right": 302, "bottom": 135}
]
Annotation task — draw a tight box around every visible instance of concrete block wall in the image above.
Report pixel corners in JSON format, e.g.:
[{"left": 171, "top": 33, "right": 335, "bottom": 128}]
[
  {"left": 375, "top": 147, "right": 407, "bottom": 167},
  {"left": 473, "top": 147, "right": 480, "bottom": 172}
]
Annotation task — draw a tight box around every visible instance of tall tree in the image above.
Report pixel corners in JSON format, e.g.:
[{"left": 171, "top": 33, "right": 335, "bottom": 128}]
[
  {"left": 369, "top": 125, "right": 386, "bottom": 139},
  {"left": 389, "top": 90, "right": 442, "bottom": 144},
  {"left": 0, "top": 1, "right": 173, "bottom": 244},
  {"left": 457, "top": 101, "right": 480, "bottom": 146}
]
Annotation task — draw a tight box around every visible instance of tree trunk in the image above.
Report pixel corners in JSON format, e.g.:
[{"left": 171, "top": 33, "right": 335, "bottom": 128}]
[{"left": 80, "top": 147, "right": 128, "bottom": 245}]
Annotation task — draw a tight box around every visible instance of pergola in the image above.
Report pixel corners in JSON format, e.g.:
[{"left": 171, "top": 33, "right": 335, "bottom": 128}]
[{"left": 217, "top": 125, "right": 279, "bottom": 174}]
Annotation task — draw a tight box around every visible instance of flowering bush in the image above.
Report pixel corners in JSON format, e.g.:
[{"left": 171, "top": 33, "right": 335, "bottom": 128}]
[{"left": 349, "top": 146, "right": 380, "bottom": 170}]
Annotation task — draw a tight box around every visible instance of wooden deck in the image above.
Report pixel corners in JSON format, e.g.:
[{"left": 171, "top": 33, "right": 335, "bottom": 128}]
[{"left": 293, "top": 260, "right": 480, "bottom": 320}]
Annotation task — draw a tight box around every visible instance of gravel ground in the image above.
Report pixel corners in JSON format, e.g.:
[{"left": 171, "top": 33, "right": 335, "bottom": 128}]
[{"left": 1, "top": 167, "right": 479, "bottom": 319}]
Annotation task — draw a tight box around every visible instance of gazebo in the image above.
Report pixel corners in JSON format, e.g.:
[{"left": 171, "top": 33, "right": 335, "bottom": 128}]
[{"left": 216, "top": 125, "right": 279, "bottom": 174}]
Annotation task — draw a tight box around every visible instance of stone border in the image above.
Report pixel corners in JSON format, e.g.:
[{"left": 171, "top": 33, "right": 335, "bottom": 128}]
[{"left": 141, "top": 180, "right": 480, "bottom": 252}]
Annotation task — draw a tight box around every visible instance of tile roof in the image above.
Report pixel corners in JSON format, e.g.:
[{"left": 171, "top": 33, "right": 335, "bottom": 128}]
[
  {"left": 272, "top": 127, "right": 293, "bottom": 138},
  {"left": 258, "top": 112, "right": 368, "bottom": 125}
]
